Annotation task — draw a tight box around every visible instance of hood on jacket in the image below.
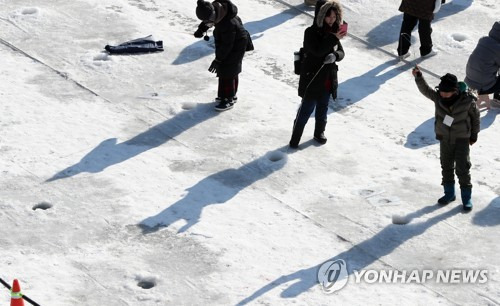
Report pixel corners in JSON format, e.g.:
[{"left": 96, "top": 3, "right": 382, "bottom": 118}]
[
  {"left": 314, "top": 0, "right": 343, "bottom": 29},
  {"left": 214, "top": 0, "right": 237, "bottom": 23},
  {"left": 488, "top": 21, "right": 500, "bottom": 42}
]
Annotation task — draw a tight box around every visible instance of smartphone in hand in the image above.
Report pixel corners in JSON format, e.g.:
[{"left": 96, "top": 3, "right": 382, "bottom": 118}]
[{"left": 339, "top": 21, "right": 348, "bottom": 33}]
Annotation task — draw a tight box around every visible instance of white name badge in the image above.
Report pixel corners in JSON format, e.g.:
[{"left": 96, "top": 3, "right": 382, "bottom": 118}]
[{"left": 443, "top": 115, "right": 454, "bottom": 127}]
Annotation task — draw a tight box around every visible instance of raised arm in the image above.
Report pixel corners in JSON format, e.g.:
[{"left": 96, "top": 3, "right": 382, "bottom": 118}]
[{"left": 413, "top": 65, "right": 440, "bottom": 103}]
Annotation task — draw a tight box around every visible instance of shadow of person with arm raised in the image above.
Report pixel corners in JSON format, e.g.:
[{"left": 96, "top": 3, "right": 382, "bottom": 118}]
[
  {"left": 473, "top": 196, "right": 500, "bottom": 227},
  {"left": 404, "top": 117, "right": 439, "bottom": 149},
  {"left": 405, "top": 105, "right": 498, "bottom": 150},
  {"left": 138, "top": 146, "right": 300, "bottom": 234},
  {"left": 331, "top": 59, "right": 408, "bottom": 113},
  {"left": 46, "top": 103, "right": 219, "bottom": 182},
  {"left": 238, "top": 204, "right": 462, "bottom": 305}
]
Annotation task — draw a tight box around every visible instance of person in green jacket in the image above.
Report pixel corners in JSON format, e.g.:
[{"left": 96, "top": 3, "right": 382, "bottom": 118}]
[{"left": 412, "top": 65, "right": 480, "bottom": 211}]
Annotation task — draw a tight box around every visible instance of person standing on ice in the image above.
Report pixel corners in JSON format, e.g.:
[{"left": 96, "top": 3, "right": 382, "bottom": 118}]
[
  {"left": 289, "top": 0, "right": 346, "bottom": 148},
  {"left": 396, "top": 0, "right": 444, "bottom": 59},
  {"left": 464, "top": 21, "right": 500, "bottom": 109},
  {"left": 194, "top": 0, "right": 250, "bottom": 112},
  {"left": 412, "top": 65, "right": 480, "bottom": 211}
]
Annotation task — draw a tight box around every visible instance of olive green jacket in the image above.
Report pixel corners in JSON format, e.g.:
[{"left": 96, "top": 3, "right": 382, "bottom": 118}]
[{"left": 415, "top": 75, "right": 480, "bottom": 144}]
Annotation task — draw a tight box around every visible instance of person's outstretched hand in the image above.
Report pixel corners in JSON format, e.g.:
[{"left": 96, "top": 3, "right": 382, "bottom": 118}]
[{"left": 412, "top": 65, "right": 422, "bottom": 77}]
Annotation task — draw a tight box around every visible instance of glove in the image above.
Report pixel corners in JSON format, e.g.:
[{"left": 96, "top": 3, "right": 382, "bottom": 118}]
[
  {"left": 323, "top": 53, "right": 336, "bottom": 64},
  {"left": 194, "top": 29, "right": 204, "bottom": 38},
  {"left": 470, "top": 135, "right": 477, "bottom": 145},
  {"left": 208, "top": 59, "right": 220, "bottom": 73}
]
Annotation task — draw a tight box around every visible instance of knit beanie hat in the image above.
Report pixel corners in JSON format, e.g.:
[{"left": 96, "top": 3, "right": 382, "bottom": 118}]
[
  {"left": 196, "top": 0, "right": 215, "bottom": 21},
  {"left": 438, "top": 73, "right": 458, "bottom": 92}
]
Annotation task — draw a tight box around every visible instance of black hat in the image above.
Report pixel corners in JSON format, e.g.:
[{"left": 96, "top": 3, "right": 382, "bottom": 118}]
[
  {"left": 196, "top": 0, "right": 215, "bottom": 21},
  {"left": 438, "top": 73, "right": 458, "bottom": 92}
]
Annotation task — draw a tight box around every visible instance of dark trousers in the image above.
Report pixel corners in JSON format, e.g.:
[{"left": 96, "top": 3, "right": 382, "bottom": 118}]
[
  {"left": 440, "top": 140, "right": 472, "bottom": 188},
  {"left": 478, "top": 76, "right": 500, "bottom": 98},
  {"left": 397, "top": 13, "right": 433, "bottom": 56},
  {"left": 294, "top": 92, "right": 330, "bottom": 128},
  {"left": 218, "top": 75, "right": 239, "bottom": 100}
]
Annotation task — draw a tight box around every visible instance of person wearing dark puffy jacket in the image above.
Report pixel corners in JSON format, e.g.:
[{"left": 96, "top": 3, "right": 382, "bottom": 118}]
[
  {"left": 396, "top": 0, "right": 444, "bottom": 59},
  {"left": 194, "top": 0, "right": 250, "bottom": 111},
  {"left": 465, "top": 21, "right": 500, "bottom": 108},
  {"left": 289, "top": 0, "right": 346, "bottom": 148},
  {"left": 412, "top": 65, "right": 480, "bottom": 211}
]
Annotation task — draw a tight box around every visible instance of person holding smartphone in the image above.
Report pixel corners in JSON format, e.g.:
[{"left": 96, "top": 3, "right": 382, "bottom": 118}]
[{"left": 289, "top": 0, "right": 347, "bottom": 148}]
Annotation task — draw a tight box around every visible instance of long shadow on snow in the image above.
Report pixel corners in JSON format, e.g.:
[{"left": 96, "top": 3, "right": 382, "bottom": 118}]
[
  {"left": 330, "top": 59, "right": 410, "bottom": 113},
  {"left": 138, "top": 142, "right": 314, "bottom": 234},
  {"left": 172, "top": 5, "right": 303, "bottom": 65},
  {"left": 405, "top": 107, "right": 499, "bottom": 149},
  {"left": 479, "top": 108, "right": 499, "bottom": 131},
  {"left": 365, "top": 0, "right": 473, "bottom": 48},
  {"left": 472, "top": 196, "right": 500, "bottom": 227},
  {"left": 238, "top": 204, "right": 462, "bottom": 304},
  {"left": 46, "top": 102, "right": 219, "bottom": 182},
  {"left": 405, "top": 117, "right": 438, "bottom": 149}
]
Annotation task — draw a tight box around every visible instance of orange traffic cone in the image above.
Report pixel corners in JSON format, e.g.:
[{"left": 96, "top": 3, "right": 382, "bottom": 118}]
[{"left": 10, "top": 279, "right": 24, "bottom": 306}]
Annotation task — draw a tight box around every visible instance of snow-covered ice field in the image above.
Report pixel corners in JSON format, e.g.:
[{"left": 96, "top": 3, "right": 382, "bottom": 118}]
[{"left": 1, "top": 0, "right": 499, "bottom": 304}]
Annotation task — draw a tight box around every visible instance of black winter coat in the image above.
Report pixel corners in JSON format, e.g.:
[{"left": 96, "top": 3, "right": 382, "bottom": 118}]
[
  {"left": 298, "top": 25, "right": 344, "bottom": 99},
  {"left": 399, "top": 0, "right": 435, "bottom": 21},
  {"left": 212, "top": 0, "right": 248, "bottom": 78}
]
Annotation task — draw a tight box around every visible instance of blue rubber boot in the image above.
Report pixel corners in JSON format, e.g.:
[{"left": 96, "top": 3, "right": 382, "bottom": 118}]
[
  {"left": 461, "top": 187, "right": 473, "bottom": 211},
  {"left": 438, "top": 182, "right": 456, "bottom": 205}
]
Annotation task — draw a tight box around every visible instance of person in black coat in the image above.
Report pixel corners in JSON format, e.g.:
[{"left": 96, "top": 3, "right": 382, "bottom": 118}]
[
  {"left": 195, "top": 0, "right": 250, "bottom": 111},
  {"left": 290, "top": 0, "right": 346, "bottom": 148},
  {"left": 396, "top": 0, "right": 444, "bottom": 59}
]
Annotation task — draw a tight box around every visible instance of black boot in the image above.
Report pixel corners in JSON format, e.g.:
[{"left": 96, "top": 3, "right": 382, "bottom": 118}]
[
  {"left": 461, "top": 187, "right": 473, "bottom": 211},
  {"left": 438, "top": 182, "right": 456, "bottom": 205},
  {"left": 314, "top": 120, "right": 327, "bottom": 144},
  {"left": 289, "top": 123, "right": 305, "bottom": 148}
]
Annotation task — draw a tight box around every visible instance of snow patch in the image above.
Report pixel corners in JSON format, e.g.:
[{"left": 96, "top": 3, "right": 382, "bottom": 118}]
[
  {"left": 93, "top": 52, "right": 110, "bottom": 61},
  {"left": 181, "top": 102, "right": 198, "bottom": 110},
  {"left": 392, "top": 214, "right": 410, "bottom": 225}
]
